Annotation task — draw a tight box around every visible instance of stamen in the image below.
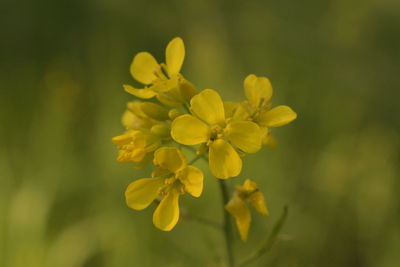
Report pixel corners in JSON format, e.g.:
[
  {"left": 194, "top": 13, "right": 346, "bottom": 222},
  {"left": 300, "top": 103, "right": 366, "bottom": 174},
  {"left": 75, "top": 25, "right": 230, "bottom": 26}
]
[{"left": 153, "top": 65, "right": 168, "bottom": 80}]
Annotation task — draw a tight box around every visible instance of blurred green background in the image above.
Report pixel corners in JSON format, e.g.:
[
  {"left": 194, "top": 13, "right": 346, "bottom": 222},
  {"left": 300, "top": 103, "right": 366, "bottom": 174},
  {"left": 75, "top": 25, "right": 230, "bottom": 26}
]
[{"left": 1, "top": 0, "right": 399, "bottom": 266}]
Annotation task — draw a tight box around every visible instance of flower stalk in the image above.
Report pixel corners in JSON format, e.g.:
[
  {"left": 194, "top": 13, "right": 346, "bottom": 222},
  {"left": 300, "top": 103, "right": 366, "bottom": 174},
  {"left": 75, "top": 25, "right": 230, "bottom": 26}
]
[{"left": 219, "top": 179, "right": 235, "bottom": 267}]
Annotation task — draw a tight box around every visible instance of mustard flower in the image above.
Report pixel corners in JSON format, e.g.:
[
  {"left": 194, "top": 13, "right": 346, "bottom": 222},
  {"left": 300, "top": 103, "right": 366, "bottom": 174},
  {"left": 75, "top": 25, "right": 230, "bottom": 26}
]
[
  {"left": 171, "top": 89, "right": 263, "bottom": 179},
  {"left": 112, "top": 129, "right": 161, "bottom": 164},
  {"left": 113, "top": 100, "right": 173, "bottom": 167},
  {"left": 225, "top": 179, "right": 269, "bottom": 241},
  {"left": 234, "top": 74, "right": 297, "bottom": 145},
  {"left": 125, "top": 147, "right": 204, "bottom": 231},
  {"left": 123, "top": 37, "right": 196, "bottom": 106}
]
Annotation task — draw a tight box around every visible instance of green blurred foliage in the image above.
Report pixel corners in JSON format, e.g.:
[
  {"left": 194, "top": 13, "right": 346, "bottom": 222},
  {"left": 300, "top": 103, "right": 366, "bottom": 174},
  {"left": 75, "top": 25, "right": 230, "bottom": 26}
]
[{"left": 1, "top": 0, "right": 399, "bottom": 266}]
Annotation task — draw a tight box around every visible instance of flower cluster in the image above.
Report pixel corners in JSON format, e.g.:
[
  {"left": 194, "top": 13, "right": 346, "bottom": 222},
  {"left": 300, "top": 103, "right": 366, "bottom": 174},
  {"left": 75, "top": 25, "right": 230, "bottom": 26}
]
[{"left": 113, "top": 37, "right": 296, "bottom": 239}]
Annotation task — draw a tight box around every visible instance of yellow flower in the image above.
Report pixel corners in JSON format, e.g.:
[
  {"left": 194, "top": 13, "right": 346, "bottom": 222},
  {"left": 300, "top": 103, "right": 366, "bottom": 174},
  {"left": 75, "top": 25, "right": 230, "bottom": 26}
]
[
  {"left": 171, "top": 89, "right": 263, "bottom": 179},
  {"left": 112, "top": 129, "right": 161, "bottom": 164},
  {"left": 225, "top": 179, "right": 269, "bottom": 241},
  {"left": 114, "top": 99, "right": 178, "bottom": 167},
  {"left": 125, "top": 147, "right": 204, "bottom": 231},
  {"left": 234, "top": 74, "right": 297, "bottom": 146},
  {"left": 123, "top": 37, "right": 197, "bottom": 106}
]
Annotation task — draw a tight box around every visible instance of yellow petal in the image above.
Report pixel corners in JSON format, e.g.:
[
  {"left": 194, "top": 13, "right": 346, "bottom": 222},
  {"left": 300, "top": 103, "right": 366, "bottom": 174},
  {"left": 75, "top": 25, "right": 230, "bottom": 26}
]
[
  {"left": 130, "top": 52, "right": 159, "bottom": 85},
  {"left": 209, "top": 139, "right": 242, "bottom": 179},
  {"left": 225, "top": 194, "right": 251, "bottom": 241},
  {"left": 171, "top": 114, "right": 210, "bottom": 145},
  {"left": 249, "top": 191, "right": 269, "bottom": 215},
  {"left": 225, "top": 121, "right": 262, "bottom": 153},
  {"left": 190, "top": 89, "right": 225, "bottom": 125},
  {"left": 244, "top": 74, "right": 273, "bottom": 107},
  {"left": 123, "top": 84, "right": 156, "bottom": 99},
  {"left": 153, "top": 189, "right": 180, "bottom": 231},
  {"left": 178, "top": 166, "right": 204, "bottom": 197},
  {"left": 140, "top": 102, "right": 169, "bottom": 121},
  {"left": 165, "top": 37, "right": 185, "bottom": 76},
  {"left": 112, "top": 132, "right": 133, "bottom": 146},
  {"left": 258, "top": 105, "right": 297, "bottom": 127},
  {"left": 125, "top": 177, "right": 164, "bottom": 210},
  {"left": 153, "top": 147, "right": 186, "bottom": 173}
]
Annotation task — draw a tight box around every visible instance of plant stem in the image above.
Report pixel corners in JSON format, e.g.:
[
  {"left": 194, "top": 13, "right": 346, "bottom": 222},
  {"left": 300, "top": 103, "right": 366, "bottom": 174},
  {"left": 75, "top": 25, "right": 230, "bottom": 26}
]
[
  {"left": 188, "top": 150, "right": 234, "bottom": 265},
  {"left": 188, "top": 153, "right": 202, "bottom": 165},
  {"left": 219, "top": 179, "right": 234, "bottom": 267}
]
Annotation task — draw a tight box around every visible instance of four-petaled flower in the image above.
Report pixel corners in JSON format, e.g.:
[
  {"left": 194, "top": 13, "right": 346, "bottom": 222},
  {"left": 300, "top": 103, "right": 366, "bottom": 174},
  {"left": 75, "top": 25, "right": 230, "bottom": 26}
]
[
  {"left": 124, "top": 37, "right": 196, "bottom": 107},
  {"left": 125, "top": 147, "right": 204, "bottom": 231},
  {"left": 171, "top": 89, "right": 263, "bottom": 179},
  {"left": 112, "top": 129, "right": 161, "bottom": 168},
  {"left": 234, "top": 74, "right": 297, "bottom": 146},
  {"left": 225, "top": 179, "right": 269, "bottom": 241}
]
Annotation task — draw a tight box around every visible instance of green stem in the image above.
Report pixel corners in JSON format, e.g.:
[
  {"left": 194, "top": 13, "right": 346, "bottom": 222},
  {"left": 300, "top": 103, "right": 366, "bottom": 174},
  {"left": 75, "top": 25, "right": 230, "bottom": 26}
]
[
  {"left": 188, "top": 153, "right": 202, "bottom": 165},
  {"left": 239, "top": 205, "right": 289, "bottom": 266},
  {"left": 219, "top": 179, "right": 234, "bottom": 267},
  {"left": 187, "top": 149, "right": 233, "bottom": 266}
]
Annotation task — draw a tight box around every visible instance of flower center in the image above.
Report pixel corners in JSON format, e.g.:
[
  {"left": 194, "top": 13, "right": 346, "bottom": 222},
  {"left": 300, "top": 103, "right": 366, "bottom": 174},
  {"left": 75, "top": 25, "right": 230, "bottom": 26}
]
[
  {"left": 209, "top": 124, "right": 224, "bottom": 141},
  {"left": 152, "top": 64, "right": 170, "bottom": 82},
  {"left": 158, "top": 176, "right": 185, "bottom": 195}
]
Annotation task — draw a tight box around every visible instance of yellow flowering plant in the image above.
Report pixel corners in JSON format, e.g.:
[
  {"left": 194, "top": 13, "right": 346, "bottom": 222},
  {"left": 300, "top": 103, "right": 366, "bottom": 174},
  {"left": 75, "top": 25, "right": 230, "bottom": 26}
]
[
  {"left": 125, "top": 147, "right": 203, "bottom": 231},
  {"left": 112, "top": 37, "right": 296, "bottom": 266}
]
